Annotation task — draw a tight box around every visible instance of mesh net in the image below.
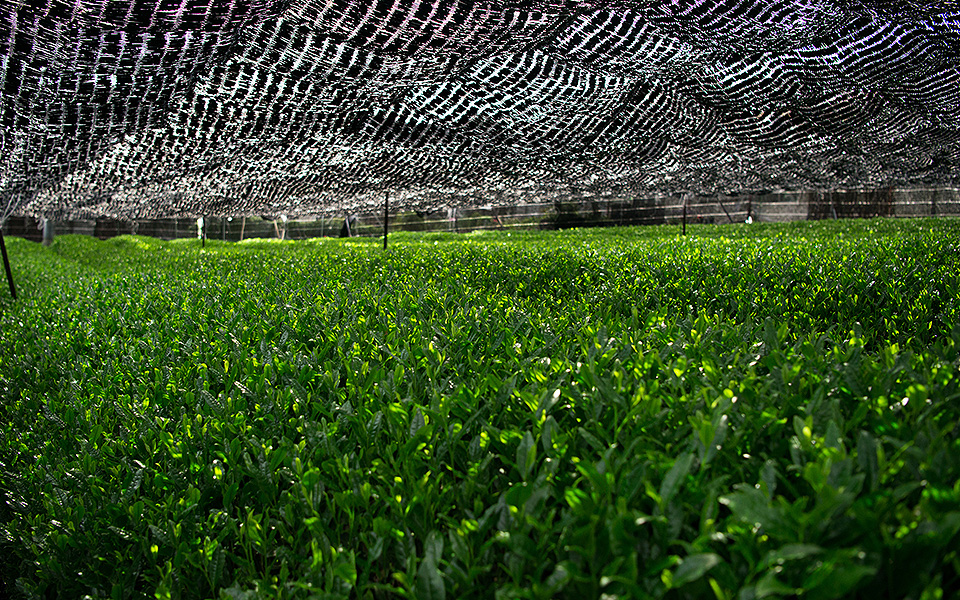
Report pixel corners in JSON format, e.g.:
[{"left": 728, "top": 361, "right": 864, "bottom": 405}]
[{"left": 1, "top": 0, "right": 959, "bottom": 220}]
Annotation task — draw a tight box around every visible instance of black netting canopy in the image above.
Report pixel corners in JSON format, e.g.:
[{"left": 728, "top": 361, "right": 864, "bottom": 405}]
[{"left": 1, "top": 0, "right": 959, "bottom": 219}]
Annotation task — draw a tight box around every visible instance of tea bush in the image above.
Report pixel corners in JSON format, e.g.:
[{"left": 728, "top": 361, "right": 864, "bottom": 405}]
[{"left": 1, "top": 219, "right": 958, "bottom": 599}]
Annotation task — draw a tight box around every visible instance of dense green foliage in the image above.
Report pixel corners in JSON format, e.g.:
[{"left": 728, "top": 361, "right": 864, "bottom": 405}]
[{"left": 1, "top": 219, "right": 959, "bottom": 599}]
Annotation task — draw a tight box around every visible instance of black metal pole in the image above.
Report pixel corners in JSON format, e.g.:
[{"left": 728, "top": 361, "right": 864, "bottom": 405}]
[
  {"left": 682, "top": 194, "right": 688, "bottom": 236},
  {"left": 383, "top": 191, "right": 389, "bottom": 250},
  {"left": 202, "top": 215, "right": 206, "bottom": 247},
  {"left": 717, "top": 196, "right": 734, "bottom": 223},
  {"left": 1, "top": 227, "right": 16, "bottom": 300}
]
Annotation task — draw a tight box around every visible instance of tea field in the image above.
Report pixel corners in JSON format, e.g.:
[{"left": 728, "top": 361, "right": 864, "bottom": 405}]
[{"left": 1, "top": 219, "right": 958, "bottom": 599}]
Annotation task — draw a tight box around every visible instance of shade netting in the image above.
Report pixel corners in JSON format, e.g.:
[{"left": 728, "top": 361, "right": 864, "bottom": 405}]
[{"left": 1, "top": 0, "right": 959, "bottom": 219}]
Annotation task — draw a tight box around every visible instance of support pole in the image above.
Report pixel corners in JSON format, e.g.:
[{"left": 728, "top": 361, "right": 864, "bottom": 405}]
[
  {"left": 717, "top": 196, "right": 734, "bottom": 223},
  {"left": 383, "top": 191, "right": 390, "bottom": 250},
  {"left": 240, "top": 216, "right": 246, "bottom": 241},
  {"left": 682, "top": 194, "right": 688, "bottom": 236},
  {"left": 1, "top": 227, "right": 16, "bottom": 300},
  {"left": 202, "top": 215, "right": 206, "bottom": 248},
  {"left": 42, "top": 218, "right": 55, "bottom": 246}
]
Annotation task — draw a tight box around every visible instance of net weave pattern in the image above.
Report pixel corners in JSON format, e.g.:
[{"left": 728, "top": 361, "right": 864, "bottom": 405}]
[{"left": 2, "top": 0, "right": 959, "bottom": 218}]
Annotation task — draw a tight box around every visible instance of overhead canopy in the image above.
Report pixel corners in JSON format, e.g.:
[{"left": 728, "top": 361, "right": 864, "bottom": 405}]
[{"left": 1, "top": 0, "right": 959, "bottom": 219}]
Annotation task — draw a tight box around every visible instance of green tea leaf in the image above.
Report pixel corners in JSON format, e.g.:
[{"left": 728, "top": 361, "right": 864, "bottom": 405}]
[
  {"left": 660, "top": 452, "right": 694, "bottom": 505},
  {"left": 516, "top": 431, "right": 536, "bottom": 481},
  {"left": 415, "top": 532, "right": 446, "bottom": 600},
  {"left": 856, "top": 431, "right": 879, "bottom": 493},
  {"left": 410, "top": 407, "right": 426, "bottom": 437},
  {"left": 671, "top": 553, "right": 721, "bottom": 587}
]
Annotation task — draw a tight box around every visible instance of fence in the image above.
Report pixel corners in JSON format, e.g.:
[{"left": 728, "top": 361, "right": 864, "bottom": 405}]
[{"left": 3, "top": 188, "right": 959, "bottom": 242}]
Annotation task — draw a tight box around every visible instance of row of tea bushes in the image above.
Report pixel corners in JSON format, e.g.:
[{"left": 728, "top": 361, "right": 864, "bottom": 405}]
[{"left": 1, "top": 219, "right": 957, "bottom": 598}]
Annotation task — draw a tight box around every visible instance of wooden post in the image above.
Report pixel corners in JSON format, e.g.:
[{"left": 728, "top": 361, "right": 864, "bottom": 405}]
[
  {"left": 240, "top": 216, "right": 246, "bottom": 241},
  {"left": 1, "top": 227, "right": 16, "bottom": 299},
  {"left": 383, "top": 191, "right": 390, "bottom": 250}
]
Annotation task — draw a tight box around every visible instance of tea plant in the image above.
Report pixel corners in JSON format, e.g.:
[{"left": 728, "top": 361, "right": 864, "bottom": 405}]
[{"left": 1, "top": 220, "right": 958, "bottom": 599}]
